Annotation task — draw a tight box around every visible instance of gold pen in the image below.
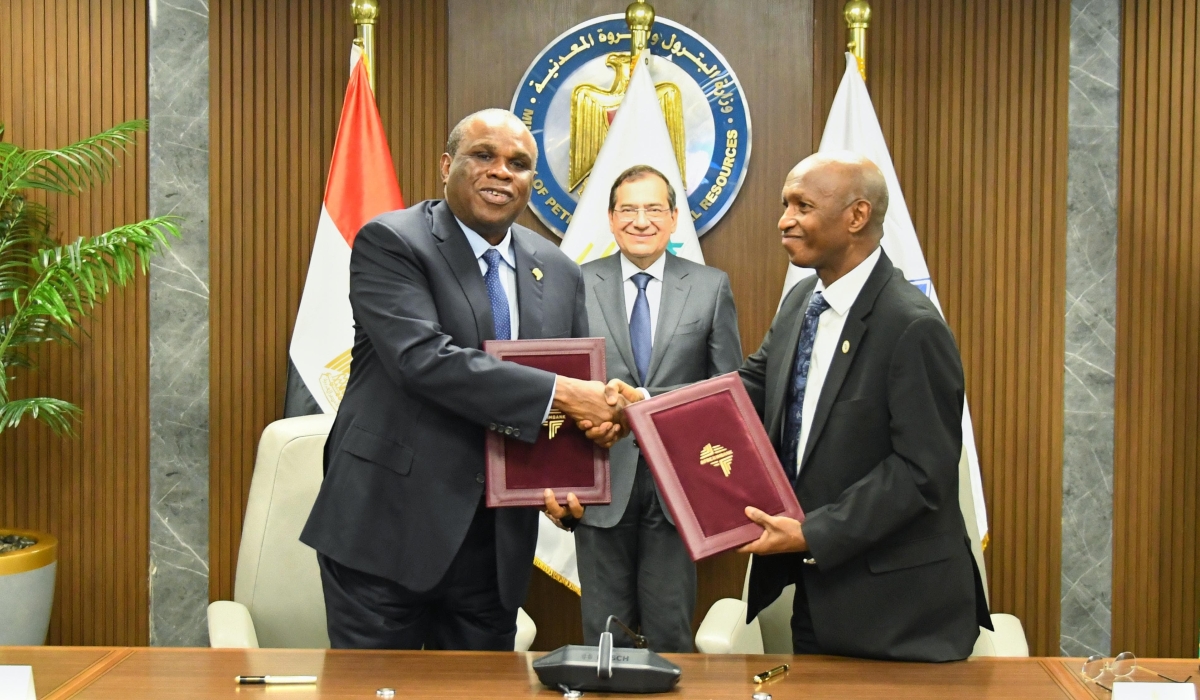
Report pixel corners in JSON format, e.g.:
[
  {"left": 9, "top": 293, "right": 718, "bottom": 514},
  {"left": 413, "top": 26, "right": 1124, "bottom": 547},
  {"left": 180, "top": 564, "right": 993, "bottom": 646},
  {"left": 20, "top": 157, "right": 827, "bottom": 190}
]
[
  {"left": 753, "top": 663, "right": 789, "bottom": 683},
  {"left": 235, "top": 675, "right": 317, "bottom": 685}
]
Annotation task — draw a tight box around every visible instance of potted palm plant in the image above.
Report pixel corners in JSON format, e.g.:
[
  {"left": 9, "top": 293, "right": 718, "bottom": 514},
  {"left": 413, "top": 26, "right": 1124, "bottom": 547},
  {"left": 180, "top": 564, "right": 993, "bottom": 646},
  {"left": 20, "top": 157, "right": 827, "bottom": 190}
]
[{"left": 0, "top": 119, "right": 178, "bottom": 644}]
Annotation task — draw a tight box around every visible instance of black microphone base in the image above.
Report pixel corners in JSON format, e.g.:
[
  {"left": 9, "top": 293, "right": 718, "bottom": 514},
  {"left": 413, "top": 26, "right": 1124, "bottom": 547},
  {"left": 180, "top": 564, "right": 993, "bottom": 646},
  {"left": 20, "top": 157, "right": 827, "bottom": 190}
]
[{"left": 533, "top": 644, "right": 682, "bottom": 694}]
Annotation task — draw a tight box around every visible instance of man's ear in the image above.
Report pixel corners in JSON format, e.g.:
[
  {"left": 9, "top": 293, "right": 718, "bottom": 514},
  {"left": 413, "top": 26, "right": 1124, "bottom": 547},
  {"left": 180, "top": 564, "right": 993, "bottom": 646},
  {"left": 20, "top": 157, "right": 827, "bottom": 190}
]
[
  {"left": 847, "top": 198, "right": 872, "bottom": 234},
  {"left": 439, "top": 153, "right": 452, "bottom": 183}
]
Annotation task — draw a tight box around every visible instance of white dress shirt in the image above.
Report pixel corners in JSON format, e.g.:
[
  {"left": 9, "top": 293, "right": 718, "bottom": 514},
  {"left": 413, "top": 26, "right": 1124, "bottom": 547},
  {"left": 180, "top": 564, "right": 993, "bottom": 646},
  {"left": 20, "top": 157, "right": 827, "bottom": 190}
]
[
  {"left": 458, "top": 219, "right": 554, "bottom": 420},
  {"left": 620, "top": 252, "right": 667, "bottom": 345},
  {"left": 795, "top": 247, "right": 882, "bottom": 475},
  {"left": 458, "top": 218, "right": 520, "bottom": 340},
  {"left": 620, "top": 252, "right": 667, "bottom": 398}
]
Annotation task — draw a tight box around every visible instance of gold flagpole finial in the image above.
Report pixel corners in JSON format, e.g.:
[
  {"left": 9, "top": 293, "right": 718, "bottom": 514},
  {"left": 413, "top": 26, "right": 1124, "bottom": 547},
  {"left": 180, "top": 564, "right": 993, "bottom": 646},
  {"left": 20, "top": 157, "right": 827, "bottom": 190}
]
[
  {"left": 843, "top": 0, "right": 871, "bottom": 81},
  {"left": 626, "top": 0, "right": 655, "bottom": 58},
  {"left": 351, "top": 0, "right": 379, "bottom": 92}
]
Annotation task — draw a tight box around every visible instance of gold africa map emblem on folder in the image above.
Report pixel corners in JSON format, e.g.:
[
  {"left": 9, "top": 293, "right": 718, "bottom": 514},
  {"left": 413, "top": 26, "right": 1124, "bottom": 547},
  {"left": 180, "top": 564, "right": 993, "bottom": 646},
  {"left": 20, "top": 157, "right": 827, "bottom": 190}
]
[
  {"left": 700, "top": 442, "right": 733, "bottom": 477},
  {"left": 544, "top": 409, "right": 567, "bottom": 439}
]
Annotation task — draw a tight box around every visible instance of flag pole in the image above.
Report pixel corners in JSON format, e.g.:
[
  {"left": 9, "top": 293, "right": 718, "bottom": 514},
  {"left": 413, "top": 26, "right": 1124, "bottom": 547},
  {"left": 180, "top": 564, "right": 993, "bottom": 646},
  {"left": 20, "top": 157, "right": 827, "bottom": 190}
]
[
  {"left": 844, "top": 1, "right": 871, "bottom": 81},
  {"left": 626, "top": 0, "right": 654, "bottom": 57},
  {"left": 351, "top": 0, "right": 379, "bottom": 93}
]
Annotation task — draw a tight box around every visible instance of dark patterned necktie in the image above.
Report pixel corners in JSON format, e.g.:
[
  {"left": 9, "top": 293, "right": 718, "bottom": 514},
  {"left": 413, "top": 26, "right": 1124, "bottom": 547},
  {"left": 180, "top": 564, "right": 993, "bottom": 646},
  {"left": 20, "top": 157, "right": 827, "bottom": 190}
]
[
  {"left": 780, "top": 291, "right": 830, "bottom": 481},
  {"left": 482, "top": 249, "right": 511, "bottom": 340},
  {"left": 629, "top": 272, "right": 653, "bottom": 385}
]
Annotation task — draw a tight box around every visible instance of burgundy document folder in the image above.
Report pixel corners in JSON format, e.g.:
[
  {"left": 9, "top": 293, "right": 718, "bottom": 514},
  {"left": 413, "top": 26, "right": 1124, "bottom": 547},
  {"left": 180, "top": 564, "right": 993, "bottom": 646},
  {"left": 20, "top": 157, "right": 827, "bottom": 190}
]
[
  {"left": 483, "top": 338, "right": 611, "bottom": 507},
  {"left": 625, "top": 372, "right": 804, "bottom": 560}
]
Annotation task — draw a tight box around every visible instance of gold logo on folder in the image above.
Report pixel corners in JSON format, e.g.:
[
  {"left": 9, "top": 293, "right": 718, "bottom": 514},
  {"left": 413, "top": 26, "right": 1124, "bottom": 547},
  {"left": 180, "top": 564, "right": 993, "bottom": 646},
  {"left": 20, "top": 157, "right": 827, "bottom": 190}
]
[
  {"left": 544, "top": 409, "right": 567, "bottom": 439},
  {"left": 700, "top": 443, "right": 733, "bottom": 477}
]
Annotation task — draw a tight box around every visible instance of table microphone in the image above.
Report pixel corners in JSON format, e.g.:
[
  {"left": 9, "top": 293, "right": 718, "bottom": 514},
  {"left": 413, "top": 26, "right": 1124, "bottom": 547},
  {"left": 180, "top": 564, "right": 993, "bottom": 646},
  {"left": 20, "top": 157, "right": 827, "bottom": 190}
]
[{"left": 532, "top": 615, "right": 682, "bottom": 694}]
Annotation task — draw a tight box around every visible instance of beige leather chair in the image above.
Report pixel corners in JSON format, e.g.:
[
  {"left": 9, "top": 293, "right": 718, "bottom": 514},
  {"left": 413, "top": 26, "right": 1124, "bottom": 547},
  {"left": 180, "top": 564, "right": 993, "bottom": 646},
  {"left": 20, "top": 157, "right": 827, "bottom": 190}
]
[
  {"left": 207, "top": 414, "right": 537, "bottom": 651},
  {"left": 695, "top": 448, "right": 1029, "bottom": 656}
]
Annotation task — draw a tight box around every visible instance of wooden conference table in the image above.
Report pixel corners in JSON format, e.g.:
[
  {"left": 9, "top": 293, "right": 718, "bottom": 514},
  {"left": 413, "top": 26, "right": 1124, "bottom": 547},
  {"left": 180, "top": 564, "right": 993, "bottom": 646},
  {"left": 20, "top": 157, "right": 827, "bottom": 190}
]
[{"left": 3, "top": 647, "right": 1198, "bottom": 699}]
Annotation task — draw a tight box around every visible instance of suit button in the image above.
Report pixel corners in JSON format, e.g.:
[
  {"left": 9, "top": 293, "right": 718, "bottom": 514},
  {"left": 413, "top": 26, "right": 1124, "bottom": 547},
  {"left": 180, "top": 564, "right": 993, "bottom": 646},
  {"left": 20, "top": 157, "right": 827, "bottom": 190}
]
[
  {"left": 512, "top": 428, "right": 520, "bottom": 438},
  {"left": 489, "top": 423, "right": 497, "bottom": 431},
  {"left": 504, "top": 427, "right": 514, "bottom": 435},
  {"left": 476, "top": 473, "right": 485, "bottom": 484}
]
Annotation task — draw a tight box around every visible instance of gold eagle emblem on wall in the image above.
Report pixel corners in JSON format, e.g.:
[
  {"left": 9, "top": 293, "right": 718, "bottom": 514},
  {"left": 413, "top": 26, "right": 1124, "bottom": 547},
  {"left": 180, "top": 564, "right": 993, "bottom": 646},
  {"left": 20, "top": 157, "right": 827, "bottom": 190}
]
[
  {"left": 569, "top": 52, "right": 686, "bottom": 194},
  {"left": 700, "top": 442, "right": 733, "bottom": 477}
]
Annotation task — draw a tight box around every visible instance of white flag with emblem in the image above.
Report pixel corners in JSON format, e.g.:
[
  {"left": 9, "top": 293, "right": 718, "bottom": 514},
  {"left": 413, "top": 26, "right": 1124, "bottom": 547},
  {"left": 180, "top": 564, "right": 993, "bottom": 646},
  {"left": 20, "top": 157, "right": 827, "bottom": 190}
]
[
  {"left": 535, "top": 51, "right": 704, "bottom": 595},
  {"left": 558, "top": 51, "right": 703, "bottom": 266},
  {"left": 781, "top": 53, "right": 989, "bottom": 545}
]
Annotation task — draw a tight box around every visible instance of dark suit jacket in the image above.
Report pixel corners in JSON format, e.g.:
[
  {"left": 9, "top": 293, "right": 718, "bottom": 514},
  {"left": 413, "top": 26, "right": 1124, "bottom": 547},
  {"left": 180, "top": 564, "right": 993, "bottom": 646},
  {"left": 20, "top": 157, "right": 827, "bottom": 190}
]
[
  {"left": 579, "top": 253, "right": 743, "bottom": 528},
  {"left": 739, "top": 251, "right": 990, "bottom": 662},
  {"left": 300, "top": 200, "right": 587, "bottom": 610}
]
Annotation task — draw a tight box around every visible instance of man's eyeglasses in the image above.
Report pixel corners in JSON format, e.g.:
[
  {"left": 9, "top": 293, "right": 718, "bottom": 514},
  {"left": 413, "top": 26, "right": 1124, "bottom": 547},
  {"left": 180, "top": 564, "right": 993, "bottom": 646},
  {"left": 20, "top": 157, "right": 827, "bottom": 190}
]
[
  {"left": 614, "top": 207, "right": 671, "bottom": 222},
  {"left": 1080, "top": 652, "right": 1192, "bottom": 692}
]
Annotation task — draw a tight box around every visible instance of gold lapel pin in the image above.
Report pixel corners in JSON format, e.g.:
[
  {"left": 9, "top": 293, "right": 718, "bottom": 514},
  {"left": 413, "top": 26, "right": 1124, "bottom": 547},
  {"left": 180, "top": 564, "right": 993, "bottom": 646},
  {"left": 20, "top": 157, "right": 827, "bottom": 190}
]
[
  {"left": 532, "top": 267, "right": 543, "bottom": 281},
  {"left": 841, "top": 340, "right": 850, "bottom": 354}
]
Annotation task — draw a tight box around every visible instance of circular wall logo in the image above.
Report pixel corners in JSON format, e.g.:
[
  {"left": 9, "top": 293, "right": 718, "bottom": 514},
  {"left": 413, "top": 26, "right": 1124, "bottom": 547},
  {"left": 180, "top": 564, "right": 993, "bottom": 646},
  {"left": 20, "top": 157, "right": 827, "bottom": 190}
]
[{"left": 511, "top": 15, "right": 751, "bottom": 238}]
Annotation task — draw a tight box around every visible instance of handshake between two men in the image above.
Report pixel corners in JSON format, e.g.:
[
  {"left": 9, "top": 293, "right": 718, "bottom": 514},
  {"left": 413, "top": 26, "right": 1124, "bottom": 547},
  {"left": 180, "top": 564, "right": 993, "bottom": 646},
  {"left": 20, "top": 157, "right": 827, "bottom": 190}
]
[{"left": 541, "top": 377, "right": 645, "bottom": 527}]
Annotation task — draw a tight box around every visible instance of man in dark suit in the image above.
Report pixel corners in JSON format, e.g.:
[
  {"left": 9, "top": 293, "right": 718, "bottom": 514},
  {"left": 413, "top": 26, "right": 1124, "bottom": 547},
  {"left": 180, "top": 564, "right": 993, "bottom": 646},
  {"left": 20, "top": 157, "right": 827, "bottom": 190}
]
[
  {"left": 558, "top": 165, "right": 742, "bottom": 652},
  {"left": 300, "top": 109, "right": 621, "bottom": 651},
  {"left": 732, "top": 152, "right": 992, "bottom": 661}
]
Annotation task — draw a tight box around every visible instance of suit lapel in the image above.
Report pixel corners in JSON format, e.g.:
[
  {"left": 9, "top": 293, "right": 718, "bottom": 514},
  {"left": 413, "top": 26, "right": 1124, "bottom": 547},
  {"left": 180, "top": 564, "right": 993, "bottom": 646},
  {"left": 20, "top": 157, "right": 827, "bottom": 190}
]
[
  {"left": 430, "top": 202, "right": 492, "bottom": 343},
  {"left": 511, "top": 229, "right": 544, "bottom": 339},
  {"left": 593, "top": 255, "right": 639, "bottom": 378},
  {"left": 799, "top": 253, "right": 894, "bottom": 469},
  {"left": 647, "top": 254, "right": 691, "bottom": 383},
  {"left": 765, "top": 280, "right": 815, "bottom": 442}
]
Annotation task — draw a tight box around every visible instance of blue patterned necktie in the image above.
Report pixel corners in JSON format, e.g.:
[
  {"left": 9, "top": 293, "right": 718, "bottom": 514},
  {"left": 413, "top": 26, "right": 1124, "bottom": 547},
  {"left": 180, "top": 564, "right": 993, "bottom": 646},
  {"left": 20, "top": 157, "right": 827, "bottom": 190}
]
[
  {"left": 629, "top": 272, "right": 653, "bottom": 385},
  {"left": 482, "top": 248, "right": 512, "bottom": 340},
  {"left": 781, "top": 291, "right": 830, "bottom": 481}
]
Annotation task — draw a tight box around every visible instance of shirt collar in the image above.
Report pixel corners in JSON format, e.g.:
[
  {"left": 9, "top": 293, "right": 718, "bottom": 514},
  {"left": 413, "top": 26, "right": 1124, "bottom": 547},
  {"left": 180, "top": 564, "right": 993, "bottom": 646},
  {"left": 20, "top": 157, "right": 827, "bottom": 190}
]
[
  {"left": 456, "top": 217, "right": 515, "bottom": 269},
  {"left": 619, "top": 251, "right": 668, "bottom": 282},
  {"left": 814, "top": 247, "right": 882, "bottom": 316}
]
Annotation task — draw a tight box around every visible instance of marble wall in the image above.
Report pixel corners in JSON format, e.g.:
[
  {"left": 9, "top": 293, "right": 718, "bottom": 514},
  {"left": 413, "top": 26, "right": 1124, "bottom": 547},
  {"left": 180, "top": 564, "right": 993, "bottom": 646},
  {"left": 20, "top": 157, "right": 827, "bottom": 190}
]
[
  {"left": 1061, "top": 0, "right": 1120, "bottom": 657},
  {"left": 147, "top": 0, "right": 211, "bottom": 646}
]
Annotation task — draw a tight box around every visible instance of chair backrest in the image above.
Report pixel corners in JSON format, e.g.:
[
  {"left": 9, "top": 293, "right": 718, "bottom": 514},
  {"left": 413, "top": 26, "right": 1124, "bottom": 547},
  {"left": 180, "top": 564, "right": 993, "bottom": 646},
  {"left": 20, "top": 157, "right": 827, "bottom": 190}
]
[{"left": 233, "top": 414, "right": 335, "bottom": 648}]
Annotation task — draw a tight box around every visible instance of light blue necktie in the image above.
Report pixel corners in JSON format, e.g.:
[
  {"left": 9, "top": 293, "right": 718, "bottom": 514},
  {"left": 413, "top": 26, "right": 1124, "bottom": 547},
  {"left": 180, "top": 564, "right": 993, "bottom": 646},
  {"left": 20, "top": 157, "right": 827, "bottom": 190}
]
[
  {"left": 629, "top": 272, "right": 653, "bottom": 385},
  {"left": 781, "top": 290, "right": 830, "bottom": 481},
  {"left": 482, "top": 248, "right": 511, "bottom": 341}
]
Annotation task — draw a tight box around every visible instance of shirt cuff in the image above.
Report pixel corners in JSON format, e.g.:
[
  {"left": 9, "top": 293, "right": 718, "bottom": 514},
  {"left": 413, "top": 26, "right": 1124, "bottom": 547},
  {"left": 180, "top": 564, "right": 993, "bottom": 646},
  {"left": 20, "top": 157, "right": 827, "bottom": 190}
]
[
  {"left": 638, "top": 387, "right": 651, "bottom": 401},
  {"left": 542, "top": 376, "right": 557, "bottom": 423}
]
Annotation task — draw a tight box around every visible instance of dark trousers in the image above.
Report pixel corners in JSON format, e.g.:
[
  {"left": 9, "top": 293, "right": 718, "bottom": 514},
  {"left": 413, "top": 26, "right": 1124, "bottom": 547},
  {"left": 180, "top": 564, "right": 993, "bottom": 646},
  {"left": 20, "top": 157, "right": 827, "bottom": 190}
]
[
  {"left": 318, "top": 504, "right": 517, "bottom": 650},
  {"left": 790, "top": 566, "right": 822, "bottom": 654},
  {"left": 575, "top": 460, "right": 697, "bottom": 653}
]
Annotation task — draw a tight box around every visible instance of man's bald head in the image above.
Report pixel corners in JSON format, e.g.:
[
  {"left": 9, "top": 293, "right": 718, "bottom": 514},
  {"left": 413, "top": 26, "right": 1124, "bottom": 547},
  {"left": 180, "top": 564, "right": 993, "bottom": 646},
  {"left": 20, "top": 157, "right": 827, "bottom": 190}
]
[
  {"left": 778, "top": 151, "right": 890, "bottom": 284},
  {"left": 787, "top": 151, "right": 888, "bottom": 235},
  {"left": 445, "top": 108, "right": 538, "bottom": 161}
]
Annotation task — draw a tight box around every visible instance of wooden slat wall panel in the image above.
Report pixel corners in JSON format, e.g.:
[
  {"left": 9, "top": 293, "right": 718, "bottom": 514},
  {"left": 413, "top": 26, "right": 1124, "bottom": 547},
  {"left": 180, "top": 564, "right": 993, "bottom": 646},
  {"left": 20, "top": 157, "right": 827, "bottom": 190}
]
[
  {"left": 208, "top": 0, "right": 447, "bottom": 601},
  {"left": 813, "top": 0, "right": 1068, "bottom": 656},
  {"left": 1114, "top": 0, "right": 1200, "bottom": 658},
  {"left": 0, "top": 0, "right": 149, "bottom": 645}
]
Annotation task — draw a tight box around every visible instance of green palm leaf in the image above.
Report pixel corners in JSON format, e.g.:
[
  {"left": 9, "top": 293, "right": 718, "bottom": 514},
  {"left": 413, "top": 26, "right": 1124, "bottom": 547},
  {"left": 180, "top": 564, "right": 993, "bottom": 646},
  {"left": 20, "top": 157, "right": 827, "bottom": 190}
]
[
  {"left": 0, "top": 397, "right": 80, "bottom": 436},
  {"left": 0, "top": 119, "right": 177, "bottom": 435}
]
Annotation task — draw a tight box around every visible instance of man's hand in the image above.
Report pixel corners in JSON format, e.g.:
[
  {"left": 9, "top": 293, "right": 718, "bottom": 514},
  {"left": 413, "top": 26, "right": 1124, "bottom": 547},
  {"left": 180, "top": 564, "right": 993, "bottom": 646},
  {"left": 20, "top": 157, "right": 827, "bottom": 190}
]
[
  {"left": 555, "top": 376, "right": 626, "bottom": 448},
  {"left": 542, "top": 488, "right": 584, "bottom": 530},
  {"left": 737, "top": 506, "right": 807, "bottom": 555},
  {"left": 606, "top": 378, "right": 645, "bottom": 405},
  {"left": 578, "top": 379, "right": 645, "bottom": 445}
]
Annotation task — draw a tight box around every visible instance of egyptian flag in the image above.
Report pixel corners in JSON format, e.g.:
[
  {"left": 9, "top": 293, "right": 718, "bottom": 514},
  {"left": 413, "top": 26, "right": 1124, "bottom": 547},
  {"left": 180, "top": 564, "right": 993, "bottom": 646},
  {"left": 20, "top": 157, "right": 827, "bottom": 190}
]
[{"left": 286, "top": 45, "right": 404, "bottom": 416}]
